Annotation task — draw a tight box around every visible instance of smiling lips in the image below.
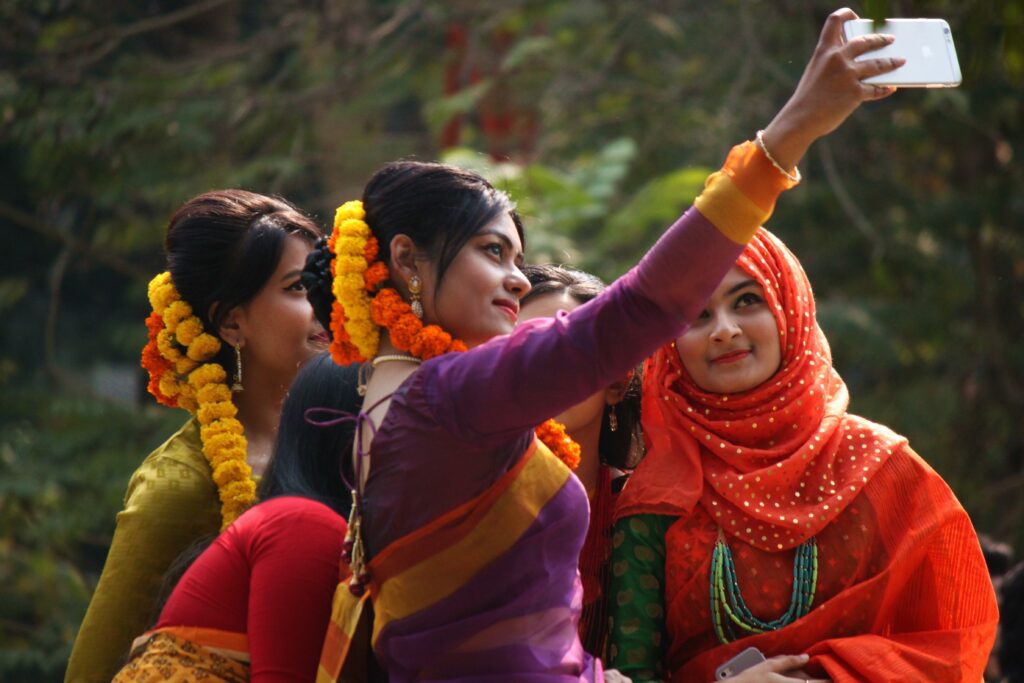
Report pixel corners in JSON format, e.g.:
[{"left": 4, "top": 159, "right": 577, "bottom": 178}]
[
  {"left": 494, "top": 299, "right": 519, "bottom": 322},
  {"left": 711, "top": 349, "right": 751, "bottom": 365}
]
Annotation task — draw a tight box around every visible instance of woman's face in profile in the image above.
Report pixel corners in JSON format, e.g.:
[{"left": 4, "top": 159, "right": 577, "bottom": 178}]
[{"left": 675, "top": 265, "right": 781, "bottom": 395}]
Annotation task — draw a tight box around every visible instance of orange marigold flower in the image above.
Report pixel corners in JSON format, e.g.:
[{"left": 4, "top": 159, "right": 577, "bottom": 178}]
[
  {"left": 536, "top": 419, "right": 581, "bottom": 470},
  {"left": 364, "top": 236, "right": 379, "bottom": 262},
  {"left": 389, "top": 315, "right": 423, "bottom": 351},
  {"left": 364, "top": 261, "right": 389, "bottom": 291}
]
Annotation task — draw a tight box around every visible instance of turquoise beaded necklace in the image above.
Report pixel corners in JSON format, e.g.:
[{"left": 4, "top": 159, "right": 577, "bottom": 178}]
[{"left": 710, "top": 529, "right": 818, "bottom": 644}]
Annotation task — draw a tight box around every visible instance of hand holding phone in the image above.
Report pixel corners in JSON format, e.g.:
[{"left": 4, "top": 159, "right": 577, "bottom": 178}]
[
  {"left": 758, "top": 7, "right": 904, "bottom": 172},
  {"left": 715, "top": 647, "right": 766, "bottom": 679},
  {"left": 842, "top": 19, "right": 961, "bottom": 87}
]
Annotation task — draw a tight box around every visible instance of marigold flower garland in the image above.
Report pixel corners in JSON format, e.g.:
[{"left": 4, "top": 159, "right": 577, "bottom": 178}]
[
  {"left": 327, "top": 199, "right": 579, "bottom": 470},
  {"left": 140, "top": 271, "right": 256, "bottom": 528}
]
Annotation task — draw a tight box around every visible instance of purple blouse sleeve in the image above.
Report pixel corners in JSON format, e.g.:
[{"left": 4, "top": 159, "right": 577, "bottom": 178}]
[{"left": 422, "top": 207, "right": 744, "bottom": 440}]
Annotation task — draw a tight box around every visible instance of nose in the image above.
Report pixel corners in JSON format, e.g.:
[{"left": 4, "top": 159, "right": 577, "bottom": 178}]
[
  {"left": 710, "top": 310, "right": 741, "bottom": 343},
  {"left": 507, "top": 266, "right": 532, "bottom": 299}
]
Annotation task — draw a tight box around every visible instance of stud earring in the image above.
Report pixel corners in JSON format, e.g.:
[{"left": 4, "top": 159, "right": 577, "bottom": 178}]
[
  {"left": 231, "top": 343, "right": 244, "bottom": 392},
  {"left": 608, "top": 404, "right": 619, "bottom": 432},
  {"left": 408, "top": 275, "right": 423, "bottom": 319}
]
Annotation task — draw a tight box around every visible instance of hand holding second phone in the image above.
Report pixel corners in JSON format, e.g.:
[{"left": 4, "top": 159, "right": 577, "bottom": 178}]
[
  {"left": 761, "top": 7, "right": 904, "bottom": 173},
  {"left": 724, "top": 654, "right": 831, "bottom": 683}
]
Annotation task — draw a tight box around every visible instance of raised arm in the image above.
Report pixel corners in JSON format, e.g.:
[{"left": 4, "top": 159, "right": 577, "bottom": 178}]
[{"left": 425, "top": 6, "right": 904, "bottom": 440}]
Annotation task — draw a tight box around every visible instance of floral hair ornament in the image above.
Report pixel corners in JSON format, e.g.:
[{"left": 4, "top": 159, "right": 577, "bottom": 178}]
[
  {"left": 326, "top": 199, "right": 580, "bottom": 470},
  {"left": 327, "top": 200, "right": 466, "bottom": 365},
  {"left": 141, "top": 271, "right": 256, "bottom": 529}
]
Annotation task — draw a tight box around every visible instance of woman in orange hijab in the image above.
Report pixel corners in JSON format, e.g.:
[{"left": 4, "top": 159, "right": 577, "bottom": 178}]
[{"left": 608, "top": 229, "right": 998, "bottom": 682}]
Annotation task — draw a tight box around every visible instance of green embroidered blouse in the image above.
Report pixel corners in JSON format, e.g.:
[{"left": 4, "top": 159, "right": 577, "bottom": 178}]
[
  {"left": 65, "top": 419, "right": 221, "bottom": 682},
  {"left": 608, "top": 513, "right": 678, "bottom": 683}
]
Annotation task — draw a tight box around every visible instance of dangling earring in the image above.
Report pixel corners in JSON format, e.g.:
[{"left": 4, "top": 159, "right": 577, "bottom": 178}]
[
  {"left": 408, "top": 275, "right": 423, "bottom": 319},
  {"left": 231, "top": 343, "right": 244, "bottom": 392},
  {"left": 608, "top": 404, "right": 619, "bottom": 432}
]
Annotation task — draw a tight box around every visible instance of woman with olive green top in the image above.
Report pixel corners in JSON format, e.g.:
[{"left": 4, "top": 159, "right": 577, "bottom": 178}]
[
  {"left": 65, "top": 420, "right": 220, "bottom": 681},
  {"left": 65, "top": 190, "right": 327, "bottom": 682}
]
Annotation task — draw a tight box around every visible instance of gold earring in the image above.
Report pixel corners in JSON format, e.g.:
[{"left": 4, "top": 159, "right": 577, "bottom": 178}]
[
  {"left": 231, "top": 343, "right": 244, "bottom": 392},
  {"left": 608, "top": 404, "right": 619, "bottom": 432},
  {"left": 408, "top": 275, "right": 423, "bottom": 319}
]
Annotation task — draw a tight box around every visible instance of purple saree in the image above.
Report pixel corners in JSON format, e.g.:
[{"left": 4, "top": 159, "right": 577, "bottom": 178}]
[{"left": 319, "top": 142, "right": 796, "bottom": 682}]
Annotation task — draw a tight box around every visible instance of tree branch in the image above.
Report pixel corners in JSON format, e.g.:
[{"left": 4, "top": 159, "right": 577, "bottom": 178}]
[
  {"left": 0, "top": 201, "right": 150, "bottom": 280},
  {"left": 816, "top": 139, "right": 885, "bottom": 260}
]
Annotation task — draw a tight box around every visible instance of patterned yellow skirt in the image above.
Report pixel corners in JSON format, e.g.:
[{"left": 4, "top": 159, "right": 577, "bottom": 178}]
[{"left": 113, "top": 629, "right": 248, "bottom": 683}]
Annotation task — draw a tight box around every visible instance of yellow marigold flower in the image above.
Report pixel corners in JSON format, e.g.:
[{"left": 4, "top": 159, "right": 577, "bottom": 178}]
[
  {"left": 178, "top": 395, "right": 199, "bottom": 412},
  {"left": 147, "top": 272, "right": 172, "bottom": 309},
  {"left": 189, "top": 363, "right": 227, "bottom": 389},
  {"left": 201, "top": 419, "right": 244, "bottom": 441},
  {"left": 212, "top": 459, "right": 252, "bottom": 487},
  {"left": 175, "top": 317, "right": 204, "bottom": 346},
  {"left": 337, "top": 218, "right": 370, "bottom": 240},
  {"left": 175, "top": 357, "right": 199, "bottom": 375},
  {"left": 347, "top": 318, "right": 378, "bottom": 350},
  {"left": 197, "top": 400, "right": 237, "bottom": 425},
  {"left": 162, "top": 300, "right": 193, "bottom": 332},
  {"left": 150, "top": 282, "right": 179, "bottom": 315},
  {"left": 157, "top": 329, "right": 183, "bottom": 362},
  {"left": 220, "top": 478, "right": 256, "bottom": 504},
  {"left": 203, "top": 433, "right": 247, "bottom": 462},
  {"left": 334, "top": 201, "right": 365, "bottom": 227},
  {"left": 334, "top": 236, "right": 368, "bottom": 257},
  {"left": 196, "top": 382, "right": 231, "bottom": 405},
  {"left": 336, "top": 254, "right": 367, "bottom": 274},
  {"left": 158, "top": 372, "right": 181, "bottom": 398},
  {"left": 337, "top": 274, "right": 367, "bottom": 298},
  {"left": 219, "top": 479, "right": 257, "bottom": 528},
  {"left": 187, "top": 333, "right": 221, "bottom": 361}
]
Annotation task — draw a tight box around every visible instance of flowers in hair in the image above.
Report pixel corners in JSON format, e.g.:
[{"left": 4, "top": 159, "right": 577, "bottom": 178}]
[
  {"left": 326, "top": 199, "right": 579, "bottom": 469},
  {"left": 327, "top": 200, "right": 466, "bottom": 364},
  {"left": 141, "top": 271, "right": 255, "bottom": 528}
]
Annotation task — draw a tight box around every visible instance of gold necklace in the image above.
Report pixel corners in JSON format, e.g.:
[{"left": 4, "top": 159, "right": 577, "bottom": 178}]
[{"left": 370, "top": 353, "right": 422, "bottom": 368}]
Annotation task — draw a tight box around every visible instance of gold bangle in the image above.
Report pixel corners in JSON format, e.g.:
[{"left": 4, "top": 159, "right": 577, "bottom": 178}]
[{"left": 755, "top": 129, "right": 801, "bottom": 183}]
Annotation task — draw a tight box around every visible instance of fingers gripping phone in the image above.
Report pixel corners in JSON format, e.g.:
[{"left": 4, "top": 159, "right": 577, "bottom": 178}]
[
  {"left": 715, "top": 646, "right": 766, "bottom": 679},
  {"left": 843, "top": 18, "right": 962, "bottom": 87}
]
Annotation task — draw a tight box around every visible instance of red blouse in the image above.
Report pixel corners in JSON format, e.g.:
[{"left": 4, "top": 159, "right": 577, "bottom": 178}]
[{"left": 158, "top": 496, "right": 346, "bottom": 682}]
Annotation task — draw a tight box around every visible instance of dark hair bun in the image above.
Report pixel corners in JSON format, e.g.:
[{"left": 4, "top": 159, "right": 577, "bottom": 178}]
[{"left": 302, "top": 237, "right": 335, "bottom": 337}]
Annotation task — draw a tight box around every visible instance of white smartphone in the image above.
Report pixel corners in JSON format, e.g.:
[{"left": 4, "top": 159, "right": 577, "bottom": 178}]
[
  {"left": 715, "top": 646, "right": 766, "bottom": 679},
  {"left": 842, "top": 18, "right": 962, "bottom": 87}
]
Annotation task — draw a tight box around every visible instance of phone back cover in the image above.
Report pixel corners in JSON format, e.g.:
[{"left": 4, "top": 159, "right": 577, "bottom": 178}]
[{"left": 844, "top": 19, "right": 962, "bottom": 87}]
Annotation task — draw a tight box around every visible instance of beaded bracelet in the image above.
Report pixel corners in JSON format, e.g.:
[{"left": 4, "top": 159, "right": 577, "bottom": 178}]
[{"left": 755, "top": 129, "right": 802, "bottom": 183}]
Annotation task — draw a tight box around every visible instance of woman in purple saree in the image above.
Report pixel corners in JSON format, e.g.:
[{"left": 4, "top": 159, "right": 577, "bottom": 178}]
[{"left": 310, "top": 10, "right": 903, "bottom": 681}]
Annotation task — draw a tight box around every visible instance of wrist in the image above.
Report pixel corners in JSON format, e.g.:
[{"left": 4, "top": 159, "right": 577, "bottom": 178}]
[{"left": 762, "top": 109, "right": 817, "bottom": 171}]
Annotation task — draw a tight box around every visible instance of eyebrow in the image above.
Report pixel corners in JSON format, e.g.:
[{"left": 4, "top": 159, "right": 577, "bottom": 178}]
[
  {"left": 726, "top": 279, "right": 759, "bottom": 295},
  {"left": 280, "top": 268, "right": 304, "bottom": 282},
  {"left": 478, "top": 229, "right": 525, "bottom": 265}
]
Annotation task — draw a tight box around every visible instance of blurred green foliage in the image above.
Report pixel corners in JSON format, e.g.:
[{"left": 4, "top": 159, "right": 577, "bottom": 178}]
[{"left": 1, "top": 0, "right": 1021, "bottom": 680}]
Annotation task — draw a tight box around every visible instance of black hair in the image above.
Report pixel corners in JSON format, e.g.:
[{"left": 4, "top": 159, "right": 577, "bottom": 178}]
[
  {"left": 257, "top": 352, "right": 363, "bottom": 517},
  {"left": 980, "top": 533, "right": 1015, "bottom": 577},
  {"left": 999, "top": 561, "right": 1024, "bottom": 682},
  {"left": 520, "top": 263, "right": 644, "bottom": 470},
  {"left": 166, "top": 189, "right": 322, "bottom": 370},
  {"left": 303, "top": 162, "right": 522, "bottom": 329}
]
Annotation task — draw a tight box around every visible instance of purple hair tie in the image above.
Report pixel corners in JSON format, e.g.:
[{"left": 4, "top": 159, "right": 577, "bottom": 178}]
[{"left": 303, "top": 406, "right": 358, "bottom": 428}]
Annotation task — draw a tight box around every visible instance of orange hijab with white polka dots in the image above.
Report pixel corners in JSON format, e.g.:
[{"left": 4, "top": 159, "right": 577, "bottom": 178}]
[{"left": 616, "top": 228, "right": 907, "bottom": 552}]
